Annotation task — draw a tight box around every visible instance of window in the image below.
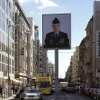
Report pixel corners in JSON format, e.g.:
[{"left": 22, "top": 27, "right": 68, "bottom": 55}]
[
  {"left": 0, "top": 42, "right": 2, "bottom": 50},
  {"left": 98, "top": 32, "right": 100, "bottom": 42},
  {"left": 2, "top": 63, "right": 4, "bottom": 71},
  {"left": 12, "top": 67, "right": 14, "bottom": 74},
  {"left": 0, "top": 54, "right": 1, "bottom": 62},
  {"left": 0, "top": 10, "right": 1, "bottom": 19},
  {"left": 0, "top": 20, "right": 1, "bottom": 28},
  {"left": 0, "top": 63, "right": 1, "bottom": 71},
  {"left": 1, "top": 0, "right": 5, "bottom": 11},
  {"left": 0, "top": 32, "right": 1, "bottom": 41},
  {"left": 12, "top": 59, "right": 14, "bottom": 66}
]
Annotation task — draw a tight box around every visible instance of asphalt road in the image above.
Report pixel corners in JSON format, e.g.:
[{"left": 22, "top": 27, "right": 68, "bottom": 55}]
[
  {"left": 43, "top": 91, "right": 92, "bottom": 100},
  {"left": 8, "top": 91, "right": 92, "bottom": 100}
]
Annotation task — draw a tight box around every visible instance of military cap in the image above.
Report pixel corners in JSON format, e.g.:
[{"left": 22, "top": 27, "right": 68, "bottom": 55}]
[{"left": 52, "top": 17, "right": 60, "bottom": 24}]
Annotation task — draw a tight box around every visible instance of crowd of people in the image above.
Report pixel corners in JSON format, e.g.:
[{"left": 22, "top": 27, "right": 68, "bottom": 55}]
[{"left": 0, "top": 83, "right": 35, "bottom": 100}]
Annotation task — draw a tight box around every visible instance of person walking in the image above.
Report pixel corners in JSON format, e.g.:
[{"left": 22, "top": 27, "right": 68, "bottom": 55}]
[
  {"left": 0, "top": 85, "right": 3, "bottom": 97},
  {"left": 20, "top": 86, "right": 25, "bottom": 100}
]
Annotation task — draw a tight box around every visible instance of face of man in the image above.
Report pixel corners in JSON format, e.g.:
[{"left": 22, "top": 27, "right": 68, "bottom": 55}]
[{"left": 52, "top": 24, "right": 60, "bottom": 34}]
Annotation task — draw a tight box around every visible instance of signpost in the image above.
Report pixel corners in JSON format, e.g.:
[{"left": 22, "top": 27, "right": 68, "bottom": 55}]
[{"left": 42, "top": 13, "right": 71, "bottom": 100}]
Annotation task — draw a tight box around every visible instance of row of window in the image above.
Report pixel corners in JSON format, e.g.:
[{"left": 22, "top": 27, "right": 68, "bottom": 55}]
[
  {"left": 0, "top": 0, "right": 14, "bottom": 22},
  {"left": 0, "top": 20, "right": 14, "bottom": 41},
  {"left": 0, "top": 1, "right": 14, "bottom": 37},
  {"left": 0, "top": 31, "right": 14, "bottom": 48},
  {"left": 0, "top": 42, "right": 14, "bottom": 57},
  {"left": 0, "top": 53, "right": 14, "bottom": 66},
  {"left": 0, "top": 62, "right": 14, "bottom": 74}
]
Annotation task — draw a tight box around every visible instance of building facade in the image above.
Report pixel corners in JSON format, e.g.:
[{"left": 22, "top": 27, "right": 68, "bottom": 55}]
[
  {"left": 0, "top": 0, "right": 15, "bottom": 85},
  {"left": 71, "top": 46, "right": 79, "bottom": 83},
  {"left": 15, "top": 0, "right": 33, "bottom": 84},
  {"left": 93, "top": 1, "right": 100, "bottom": 87}
]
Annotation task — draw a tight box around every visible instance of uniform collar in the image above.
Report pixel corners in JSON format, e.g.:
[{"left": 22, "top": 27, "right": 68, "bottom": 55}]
[{"left": 53, "top": 31, "right": 60, "bottom": 36}]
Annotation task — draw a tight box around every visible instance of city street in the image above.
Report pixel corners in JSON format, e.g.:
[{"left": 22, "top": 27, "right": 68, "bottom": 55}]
[
  {"left": 6, "top": 91, "right": 93, "bottom": 100},
  {"left": 43, "top": 91, "right": 92, "bottom": 100}
]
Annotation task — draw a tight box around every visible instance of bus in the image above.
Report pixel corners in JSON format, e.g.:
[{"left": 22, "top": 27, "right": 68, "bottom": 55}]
[
  {"left": 35, "top": 76, "right": 52, "bottom": 94},
  {"left": 59, "top": 82, "right": 68, "bottom": 88}
]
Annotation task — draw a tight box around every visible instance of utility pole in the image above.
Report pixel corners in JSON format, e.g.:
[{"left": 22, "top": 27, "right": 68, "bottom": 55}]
[
  {"left": 34, "top": 26, "right": 39, "bottom": 75},
  {"left": 8, "top": 24, "right": 11, "bottom": 97}
]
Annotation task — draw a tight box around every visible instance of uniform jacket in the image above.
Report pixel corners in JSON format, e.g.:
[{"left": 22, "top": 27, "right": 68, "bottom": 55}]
[{"left": 44, "top": 31, "right": 70, "bottom": 48}]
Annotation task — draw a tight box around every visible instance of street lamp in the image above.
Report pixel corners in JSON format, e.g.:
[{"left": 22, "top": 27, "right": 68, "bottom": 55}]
[
  {"left": 34, "top": 25, "right": 39, "bottom": 74},
  {"left": 8, "top": 24, "right": 14, "bottom": 97},
  {"left": 8, "top": 24, "right": 12, "bottom": 97}
]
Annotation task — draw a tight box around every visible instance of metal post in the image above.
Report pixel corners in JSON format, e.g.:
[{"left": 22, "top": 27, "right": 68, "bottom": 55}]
[
  {"left": 55, "top": 49, "right": 58, "bottom": 100},
  {"left": 34, "top": 26, "right": 39, "bottom": 75},
  {"left": 52, "top": 65, "right": 53, "bottom": 78},
  {"left": 8, "top": 26, "right": 10, "bottom": 97}
]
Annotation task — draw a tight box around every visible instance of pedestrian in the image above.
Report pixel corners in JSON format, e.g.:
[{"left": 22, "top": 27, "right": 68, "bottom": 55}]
[
  {"left": 20, "top": 86, "right": 25, "bottom": 100},
  {"left": 31, "top": 85, "right": 35, "bottom": 89},
  {"left": 0, "top": 85, "right": 3, "bottom": 97},
  {"left": 44, "top": 17, "right": 70, "bottom": 48}
]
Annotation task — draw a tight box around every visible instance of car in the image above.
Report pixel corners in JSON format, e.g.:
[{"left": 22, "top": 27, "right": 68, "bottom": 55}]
[
  {"left": 85, "top": 87, "right": 91, "bottom": 96},
  {"left": 65, "top": 83, "right": 75, "bottom": 93},
  {"left": 51, "top": 85, "right": 55, "bottom": 94},
  {"left": 91, "top": 88, "right": 98, "bottom": 100},
  {"left": 61, "top": 85, "right": 67, "bottom": 92},
  {"left": 74, "top": 82, "right": 80, "bottom": 92},
  {"left": 95, "top": 88, "right": 100, "bottom": 100},
  {"left": 24, "top": 88, "right": 43, "bottom": 100}
]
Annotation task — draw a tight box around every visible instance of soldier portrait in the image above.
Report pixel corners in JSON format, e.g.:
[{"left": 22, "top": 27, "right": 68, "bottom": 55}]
[{"left": 42, "top": 14, "right": 71, "bottom": 49}]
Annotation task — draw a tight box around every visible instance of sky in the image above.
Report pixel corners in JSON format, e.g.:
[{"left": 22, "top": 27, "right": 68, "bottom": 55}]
[{"left": 18, "top": 0, "right": 97, "bottom": 78}]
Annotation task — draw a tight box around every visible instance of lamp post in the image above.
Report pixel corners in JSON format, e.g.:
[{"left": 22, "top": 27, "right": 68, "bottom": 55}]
[
  {"left": 34, "top": 26, "right": 39, "bottom": 74},
  {"left": 8, "top": 24, "right": 11, "bottom": 97},
  {"left": 8, "top": 24, "right": 14, "bottom": 97}
]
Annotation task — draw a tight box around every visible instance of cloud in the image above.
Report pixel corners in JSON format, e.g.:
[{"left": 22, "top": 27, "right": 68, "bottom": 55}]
[
  {"left": 34, "top": 0, "right": 39, "bottom": 4},
  {"left": 19, "top": 0, "right": 58, "bottom": 10},
  {"left": 29, "top": 11, "right": 36, "bottom": 14},
  {"left": 38, "top": 0, "right": 58, "bottom": 10},
  {"left": 19, "top": 0, "right": 33, "bottom": 5}
]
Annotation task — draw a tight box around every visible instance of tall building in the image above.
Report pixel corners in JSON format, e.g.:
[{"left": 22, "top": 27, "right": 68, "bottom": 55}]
[
  {"left": 71, "top": 46, "right": 79, "bottom": 83},
  {"left": 27, "top": 17, "right": 35, "bottom": 82},
  {"left": 93, "top": 1, "right": 100, "bottom": 87},
  {"left": 15, "top": 0, "right": 32, "bottom": 84},
  {"left": 33, "top": 26, "right": 40, "bottom": 77},
  {"left": 0, "top": 0, "right": 15, "bottom": 85},
  {"left": 39, "top": 46, "right": 47, "bottom": 76}
]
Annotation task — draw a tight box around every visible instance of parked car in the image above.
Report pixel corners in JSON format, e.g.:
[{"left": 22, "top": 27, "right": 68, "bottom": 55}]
[
  {"left": 85, "top": 87, "right": 91, "bottom": 96},
  {"left": 61, "top": 85, "right": 67, "bottom": 92},
  {"left": 82, "top": 86, "right": 88, "bottom": 95},
  {"left": 51, "top": 85, "right": 55, "bottom": 94},
  {"left": 95, "top": 88, "right": 100, "bottom": 100},
  {"left": 89, "top": 88, "right": 94, "bottom": 97},
  {"left": 24, "top": 88, "right": 43, "bottom": 100},
  {"left": 91, "top": 88, "right": 98, "bottom": 100},
  {"left": 74, "top": 82, "right": 80, "bottom": 92},
  {"left": 65, "top": 83, "right": 75, "bottom": 93}
]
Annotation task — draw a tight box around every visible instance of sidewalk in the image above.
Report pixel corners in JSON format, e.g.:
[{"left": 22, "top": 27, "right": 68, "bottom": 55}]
[
  {"left": 0, "top": 93, "right": 16, "bottom": 100},
  {"left": 1, "top": 94, "right": 15, "bottom": 100},
  {"left": 0, "top": 95, "right": 15, "bottom": 100}
]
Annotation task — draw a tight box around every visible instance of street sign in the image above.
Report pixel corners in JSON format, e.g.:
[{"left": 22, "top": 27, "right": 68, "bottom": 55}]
[{"left": 42, "top": 13, "right": 71, "bottom": 50}]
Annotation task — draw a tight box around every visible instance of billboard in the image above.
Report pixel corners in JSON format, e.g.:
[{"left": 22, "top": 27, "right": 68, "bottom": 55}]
[{"left": 42, "top": 14, "right": 71, "bottom": 49}]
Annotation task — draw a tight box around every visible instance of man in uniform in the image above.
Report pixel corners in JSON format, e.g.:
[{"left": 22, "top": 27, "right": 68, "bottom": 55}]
[{"left": 44, "top": 17, "right": 70, "bottom": 48}]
